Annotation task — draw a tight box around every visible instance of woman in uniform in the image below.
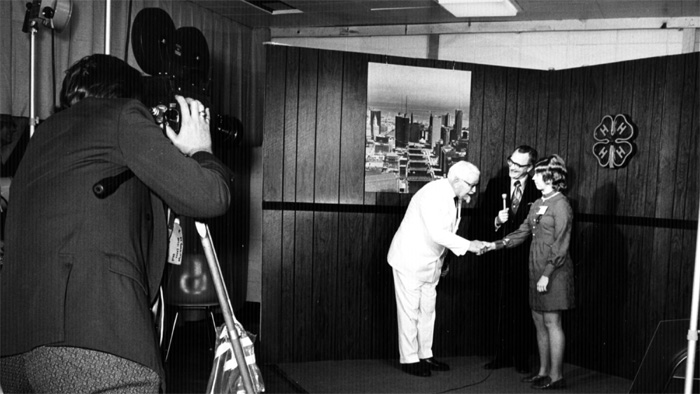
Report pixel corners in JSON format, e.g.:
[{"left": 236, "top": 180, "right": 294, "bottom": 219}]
[{"left": 486, "top": 154, "right": 574, "bottom": 390}]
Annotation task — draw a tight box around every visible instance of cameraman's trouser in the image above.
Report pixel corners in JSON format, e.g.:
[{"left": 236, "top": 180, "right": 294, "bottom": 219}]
[{"left": 0, "top": 346, "right": 160, "bottom": 393}]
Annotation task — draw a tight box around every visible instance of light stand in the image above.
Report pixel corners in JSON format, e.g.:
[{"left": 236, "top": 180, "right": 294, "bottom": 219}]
[
  {"left": 21, "top": 0, "right": 72, "bottom": 137},
  {"left": 195, "top": 221, "right": 256, "bottom": 393},
  {"left": 684, "top": 201, "right": 700, "bottom": 393},
  {"left": 105, "top": 0, "right": 111, "bottom": 54}
]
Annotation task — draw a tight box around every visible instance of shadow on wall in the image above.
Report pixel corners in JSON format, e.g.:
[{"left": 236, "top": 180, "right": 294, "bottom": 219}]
[{"left": 569, "top": 182, "right": 629, "bottom": 377}]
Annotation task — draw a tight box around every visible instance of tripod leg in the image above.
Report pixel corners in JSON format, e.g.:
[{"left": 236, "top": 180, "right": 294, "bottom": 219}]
[
  {"left": 195, "top": 221, "right": 256, "bottom": 394},
  {"left": 165, "top": 311, "right": 180, "bottom": 363}
]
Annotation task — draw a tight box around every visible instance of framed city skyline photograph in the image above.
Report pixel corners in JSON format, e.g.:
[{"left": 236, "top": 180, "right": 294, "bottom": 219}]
[{"left": 365, "top": 62, "right": 472, "bottom": 194}]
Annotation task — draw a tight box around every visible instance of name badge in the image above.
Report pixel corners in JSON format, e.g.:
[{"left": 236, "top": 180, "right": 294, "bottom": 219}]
[
  {"left": 167, "top": 218, "right": 183, "bottom": 265},
  {"left": 537, "top": 205, "right": 548, "bottom": 215}
]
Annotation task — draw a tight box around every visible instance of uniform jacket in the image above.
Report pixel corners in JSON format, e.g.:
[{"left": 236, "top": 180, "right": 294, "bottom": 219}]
[
  {"left": 0, "top": 98, "right": 232, "bottom": 381},
  {"left": 504, "top": 193, "right": 574, "bottom": 281}
]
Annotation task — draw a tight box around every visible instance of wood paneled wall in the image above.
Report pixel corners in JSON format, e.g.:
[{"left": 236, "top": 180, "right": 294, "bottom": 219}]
[{"left": 262, "top": 45, "right": 700, "bottom": 379}]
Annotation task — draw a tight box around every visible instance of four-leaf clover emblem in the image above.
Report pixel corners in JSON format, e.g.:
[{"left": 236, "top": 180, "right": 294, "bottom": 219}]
[{"left": 592, "top": 114, "right": 637, "bottom": 169}]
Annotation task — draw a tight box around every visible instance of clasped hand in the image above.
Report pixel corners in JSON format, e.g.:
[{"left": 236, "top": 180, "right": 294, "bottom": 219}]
[{"left": 468, "top": 240, "right": 496, "bottom": 255}]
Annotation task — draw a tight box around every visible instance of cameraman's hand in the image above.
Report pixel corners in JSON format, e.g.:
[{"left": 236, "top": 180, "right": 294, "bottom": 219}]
[{"left": 165, "top": 95, "right": 212, "bottom": 156}]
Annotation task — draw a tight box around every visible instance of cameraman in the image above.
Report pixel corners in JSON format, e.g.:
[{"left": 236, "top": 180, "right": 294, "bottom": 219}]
[{"left": 0, "top": 54, "right": 232, "bottom": 393}]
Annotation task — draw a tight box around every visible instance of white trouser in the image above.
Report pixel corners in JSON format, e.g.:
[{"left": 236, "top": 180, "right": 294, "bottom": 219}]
[{"left": 392, "top": 268, "right": 440, "bottom": 364}]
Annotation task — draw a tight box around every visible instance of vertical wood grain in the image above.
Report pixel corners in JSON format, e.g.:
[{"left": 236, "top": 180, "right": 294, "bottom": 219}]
[
  {"left": 283, "top": 48, "right": 300, "bottom": 203},
  {"left": 481, "top": 66, "right": 508, "bottom": 178},
  {"left": 261, "top": 209, "right": 282, "bottom": 361},
  {"left": 296, "top": 49, "right": 319, "bottom": 203},
  {"left": 293, "top": 211, "right": 314, "bottom": 361},
  {"left": 312, "top": 211, "right": 339, "bottom": 359},
  {"left": 263, "top": 46, "right": 286, "bottom": 202},
  {"left": 280, "top": 209, "right": 296, "bottom": 361},
  {"left": 315, "top": 50, "right": 344, "bottom": 203},
  {"left": 544, "top": 71, "right": 563, "bottom": 158},
  {"left": 340, "top": 52, "right": 368, "bottom": 205},
  {"left": 468, "top": 64, "right": 485, "bottom": 173}
]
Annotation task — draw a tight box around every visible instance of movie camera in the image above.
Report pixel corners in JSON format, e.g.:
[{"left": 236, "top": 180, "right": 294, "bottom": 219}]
[{"left": 131, "top": 8, "right": 239, "bottom": 145}]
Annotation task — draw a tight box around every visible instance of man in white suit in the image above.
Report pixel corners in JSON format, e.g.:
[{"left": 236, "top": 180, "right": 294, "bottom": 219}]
[{"left": 388, "top": 160, "right": 484, "bottom": 377}]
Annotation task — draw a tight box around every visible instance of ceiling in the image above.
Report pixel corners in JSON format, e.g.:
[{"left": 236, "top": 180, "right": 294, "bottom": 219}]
[{"left": 190, "top": 0, "right": 700, "bottom": 30}]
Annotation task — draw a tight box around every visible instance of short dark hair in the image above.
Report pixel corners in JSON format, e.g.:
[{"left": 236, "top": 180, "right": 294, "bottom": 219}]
[
  {"left": 514, "top": 145, "right": 538, "bottom": 165},
  {"left": 59, "top": 54, "right": 143, "bottom": 110},
  {"left": 534, "top": 154, "right": 568, "bottom": 191}
]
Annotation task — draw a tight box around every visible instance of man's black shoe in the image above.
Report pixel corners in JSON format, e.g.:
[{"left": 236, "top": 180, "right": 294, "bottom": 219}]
[
  {"left": 421, "top": 357, "right": 450, "bottom": 371},
  {"left": 483, "top": 358, "right": 513, "bottom": 370},
  {"left": 402, "top": 362, "right": 431, "bottom": 377}
]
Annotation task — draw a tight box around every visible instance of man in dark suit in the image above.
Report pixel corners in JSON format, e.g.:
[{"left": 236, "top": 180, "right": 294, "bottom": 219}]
[
  {"left": 0, "top": 54, "right": 232, "bottom": 392},
  {"left": 478, "top": 145, "right": 539, "bottom": 374}
]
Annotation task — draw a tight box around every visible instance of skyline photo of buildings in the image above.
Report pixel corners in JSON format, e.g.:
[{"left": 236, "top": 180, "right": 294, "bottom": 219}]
[{"left": 365, "top": 63, "right": 472, "bottom": 194}]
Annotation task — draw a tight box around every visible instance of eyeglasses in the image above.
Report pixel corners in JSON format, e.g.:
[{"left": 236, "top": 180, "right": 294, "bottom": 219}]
[
  {"left": 507, "top": 157, "right": 530, "bottom": 169},
  {"left": 460, "top": 179, "right": 477, "bottom": 191}
]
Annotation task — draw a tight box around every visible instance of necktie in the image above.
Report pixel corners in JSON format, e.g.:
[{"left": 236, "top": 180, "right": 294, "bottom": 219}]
[
  {"left": 512, "top": 180, "right": 522, "bottom": 213},
  {"left": 454, "top": 198, "right": 461, "bottom": 231}
]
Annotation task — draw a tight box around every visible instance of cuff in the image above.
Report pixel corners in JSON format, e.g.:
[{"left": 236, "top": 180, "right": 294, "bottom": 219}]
[
  {"left": 543, "top": 264, "right": 555, "bottom": 277},
  {"left": 190, "top": 151, "right": 216, "bottom": 162}
]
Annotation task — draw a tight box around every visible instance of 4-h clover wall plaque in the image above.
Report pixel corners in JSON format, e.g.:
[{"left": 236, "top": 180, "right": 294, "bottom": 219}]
[{"left": 592, "top": 114, "right": 637, "bottom": 169}]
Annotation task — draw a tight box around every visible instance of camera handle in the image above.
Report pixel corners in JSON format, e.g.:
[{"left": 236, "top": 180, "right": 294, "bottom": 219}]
[
  {"left": 194, "top": 221, "right": 256, "bottom": 394},
  {"left": 93, "top": 170, "right": 135, "bottom": 199}
]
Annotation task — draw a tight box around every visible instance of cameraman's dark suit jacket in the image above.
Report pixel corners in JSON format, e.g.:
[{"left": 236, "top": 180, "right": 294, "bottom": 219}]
[
  {"left": 473, "top": 175, "right": 539, "bottom": 364},
  {"left": 1, "top": 98, "right": 232, "bottom": 382}
]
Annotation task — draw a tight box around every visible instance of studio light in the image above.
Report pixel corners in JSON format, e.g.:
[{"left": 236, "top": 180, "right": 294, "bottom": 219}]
[
  {"left": 435, "top": 0, "right": 519, "bottom": 18},
  {"left": 22, "top": 0, "right": 73, "bottom": 33},
  {"left": 22, "top": 0, "right": 73, "bottom": 137}
]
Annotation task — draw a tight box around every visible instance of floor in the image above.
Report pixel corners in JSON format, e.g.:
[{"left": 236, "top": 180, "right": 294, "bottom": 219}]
[
  {"left": 164, "top": 303, "right": 302, "bottom": 394},
  {"left": 164, "top": 303, "right": 633, "bottom": 394}
]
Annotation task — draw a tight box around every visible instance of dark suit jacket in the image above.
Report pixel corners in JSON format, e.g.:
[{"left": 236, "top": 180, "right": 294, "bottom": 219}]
[
  {"left": 471, "top": 175, "right": 540, "bottom": 271},
  {"left": 1, "top": 98, "right": 231, "bottom": 381},
  {"left": 480, "top": 176, "right": 540, "bottom": 240}
]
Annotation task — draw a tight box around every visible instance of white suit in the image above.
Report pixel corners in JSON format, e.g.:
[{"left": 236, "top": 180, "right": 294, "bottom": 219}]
[{"left": 387, "top": 178, "right": 472, "bottom": 364}]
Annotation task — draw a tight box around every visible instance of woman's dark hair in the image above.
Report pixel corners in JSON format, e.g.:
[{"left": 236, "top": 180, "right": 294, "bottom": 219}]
[
  {"left": 534, "top": 154, "right": 568, "bottom": 191},
  {"left": 59, "top": 54, "right": 143, "bottom": 110}
]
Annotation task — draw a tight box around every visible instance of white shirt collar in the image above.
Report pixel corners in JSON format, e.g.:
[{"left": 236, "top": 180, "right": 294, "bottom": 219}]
[{"left": 511, "top": 176, "right": 528, "bottom": 190}]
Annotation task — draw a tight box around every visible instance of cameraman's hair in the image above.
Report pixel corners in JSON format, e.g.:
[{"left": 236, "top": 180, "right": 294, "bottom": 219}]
[
  {"left": 59, "top": 54, "right": 143, "bottom": 110},
  {"left": 534, "top": 154, "right": 568, "bottom": 191}
]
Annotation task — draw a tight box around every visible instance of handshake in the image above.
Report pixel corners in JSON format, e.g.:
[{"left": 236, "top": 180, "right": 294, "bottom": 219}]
[{"left": 468, "top": 240, "right": 496, "bottom": 255}]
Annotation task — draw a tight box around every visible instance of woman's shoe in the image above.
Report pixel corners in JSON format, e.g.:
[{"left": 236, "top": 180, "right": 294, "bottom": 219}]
[
  {"left": 521, "top": 374, "right": 548, "bottom": 384},
  {"left": 532, "top": 377, "right": 567, "bottom": 390}
]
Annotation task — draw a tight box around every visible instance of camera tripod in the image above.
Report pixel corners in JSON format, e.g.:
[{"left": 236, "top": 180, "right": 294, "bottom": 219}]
[{"left": 193, "top": 220, "right": 256, "bottom": 394}]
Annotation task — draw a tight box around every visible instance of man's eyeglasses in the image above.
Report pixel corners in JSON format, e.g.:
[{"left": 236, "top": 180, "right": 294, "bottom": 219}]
[
  {"left": 507, "top": 157, "right": 530, "bottom": 169},
  {"left": 460, "top": 179, "right": 477, "bottom": 191}
]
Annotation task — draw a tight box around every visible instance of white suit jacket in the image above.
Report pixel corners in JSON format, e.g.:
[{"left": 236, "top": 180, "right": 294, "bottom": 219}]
[{"left": 387, "top": 178, "right": 472, "bottom": 282}]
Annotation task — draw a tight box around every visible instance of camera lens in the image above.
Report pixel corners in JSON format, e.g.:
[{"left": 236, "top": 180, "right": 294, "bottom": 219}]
[{"left": 164, "top": 108, "right": 180, "bottom": 132}]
